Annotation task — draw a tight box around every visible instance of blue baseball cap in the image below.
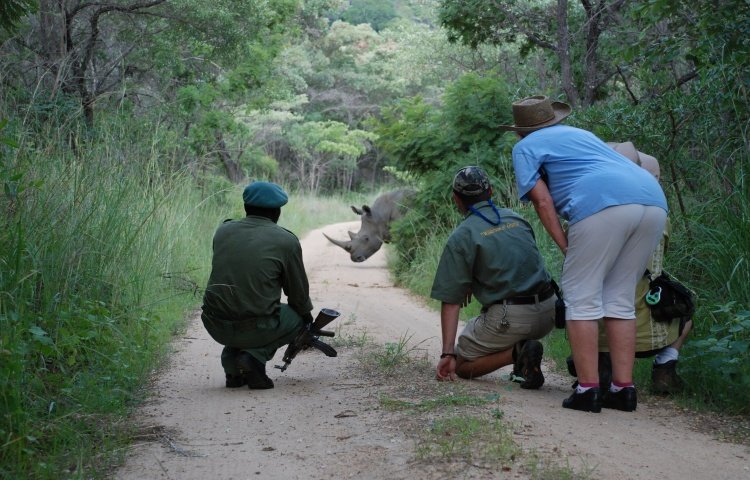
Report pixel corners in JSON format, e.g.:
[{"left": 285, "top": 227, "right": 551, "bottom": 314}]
[{"left": 242, "top": 181, "right": 288, "bottom": 208}]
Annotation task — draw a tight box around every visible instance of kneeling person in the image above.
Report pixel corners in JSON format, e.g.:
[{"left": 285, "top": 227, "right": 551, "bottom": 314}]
[
  {"left": 432, "top": 166, "right": 556, "bottom": 388},
  {"left": 201, "top": 181, "right": 314, "bottom": 389}
]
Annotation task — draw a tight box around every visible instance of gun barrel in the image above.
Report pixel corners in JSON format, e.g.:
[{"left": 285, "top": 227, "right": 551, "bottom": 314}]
[{"left": 311, "top": 308, "right": 340, "bottom": 330}]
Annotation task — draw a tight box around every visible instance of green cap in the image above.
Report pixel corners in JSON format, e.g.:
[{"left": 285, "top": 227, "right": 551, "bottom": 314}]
[{"left": 242, "top": 181, "right": 288, "bottom": 208}]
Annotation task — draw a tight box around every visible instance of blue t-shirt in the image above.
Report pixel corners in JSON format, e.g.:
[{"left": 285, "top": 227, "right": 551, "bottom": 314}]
[{"left": 512, "top": 125, "right": 668, "bottom": 224}]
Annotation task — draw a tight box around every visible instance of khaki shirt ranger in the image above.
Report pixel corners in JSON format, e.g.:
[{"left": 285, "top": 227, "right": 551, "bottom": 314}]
[
  {"left": 202, "top": 216, "right": 313, "bottom": 341},
  {"left": 430, "top": 201, "right": 551, "bottom": 306}
]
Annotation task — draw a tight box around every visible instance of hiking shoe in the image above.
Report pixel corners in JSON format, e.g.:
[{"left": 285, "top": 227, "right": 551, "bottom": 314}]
[
  {"left": 236, "top": 352, "right": 274, "bottom": 390},
  {"left": 562, "top": 387, "right": 602, "bottom": 413},
  {"left": 602, "top": 386, "right": 637, "bottom": 412},
  {"left": 651, "top": 360, "right": 683, "bottom": 394},
  {"left": 225, "top": 373, "right": 247, "bottom": 388},
  {"left": 517, "top": 340, "right": 544, "bottom": 389}
]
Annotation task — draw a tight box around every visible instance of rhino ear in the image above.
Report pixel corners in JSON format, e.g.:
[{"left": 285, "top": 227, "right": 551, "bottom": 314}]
[
  {"left": 362, "top": 205, "right": 372, "bottom": 216},
  {"left": 351, "top": 206, "right": 363, "bottom": 215}
]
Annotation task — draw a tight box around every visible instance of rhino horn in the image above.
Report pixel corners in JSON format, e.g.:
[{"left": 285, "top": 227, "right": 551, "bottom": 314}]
[
  {"left": 323, "top": 232, "right": 352, "bottom": 252},
  {"left": 348, "top": 230, "right": 357, "bottom": 240}
]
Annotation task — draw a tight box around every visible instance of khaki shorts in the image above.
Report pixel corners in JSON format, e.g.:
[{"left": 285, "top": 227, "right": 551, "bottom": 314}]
[
  {"left": 456, "top": 296, "right": 555, "bottom": 361},
  {"left": 564, "top": 204, "right": 667, "bottom": 320}
]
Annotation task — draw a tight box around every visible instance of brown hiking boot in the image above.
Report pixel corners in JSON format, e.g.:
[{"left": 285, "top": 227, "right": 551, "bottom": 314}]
[{"left": 651, "top": 360, "right": 683, "bottom": 394}]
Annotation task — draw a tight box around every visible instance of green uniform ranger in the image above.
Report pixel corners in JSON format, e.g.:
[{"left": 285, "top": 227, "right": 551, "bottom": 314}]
[{"left": 201, "top": 181, "right": 314, "bottom": 389}]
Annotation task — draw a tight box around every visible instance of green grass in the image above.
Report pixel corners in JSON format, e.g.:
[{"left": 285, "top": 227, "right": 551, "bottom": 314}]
[
  {"left": 363, "top": 331, "right": 431, "bottom": 372},
  {"left": 416, "top": 414, "right": 519, "bottom": 465},
  {"left": 329, "top": 312, "right": 371, "bottom": 348},
  {"left": 380, "top": 392, "right": 501, "bottom": 412}
]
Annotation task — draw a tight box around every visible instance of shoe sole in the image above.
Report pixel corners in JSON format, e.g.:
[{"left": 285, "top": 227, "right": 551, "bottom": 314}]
[{"left": 562, "top": 400, "right": 602, "bottom": 413}]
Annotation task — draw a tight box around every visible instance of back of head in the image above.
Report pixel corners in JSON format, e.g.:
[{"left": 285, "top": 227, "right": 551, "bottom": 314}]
[{"left": 453, "top": 166, "right": 492, "bottom": 205}]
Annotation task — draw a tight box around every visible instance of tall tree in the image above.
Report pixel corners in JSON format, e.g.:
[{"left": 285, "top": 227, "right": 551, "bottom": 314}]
[{"left": 437, "top": 0, "right": 627, "bottom": 106}]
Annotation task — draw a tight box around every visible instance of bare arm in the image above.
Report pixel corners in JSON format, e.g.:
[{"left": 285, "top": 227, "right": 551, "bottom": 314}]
[
  {"left": 527, "top": 179, "right": 568, "bottom": 255},
  {"left": 436, "top": 302, "right": 461, "bottom": 381}
]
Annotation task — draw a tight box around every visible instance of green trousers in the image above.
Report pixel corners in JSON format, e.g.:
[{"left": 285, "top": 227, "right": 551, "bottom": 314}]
[{"left": 202, "top": 304, "right": 304, "bottom": 375}]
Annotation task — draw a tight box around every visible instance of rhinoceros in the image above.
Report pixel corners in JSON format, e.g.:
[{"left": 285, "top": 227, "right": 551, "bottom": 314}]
[{"left": 324, "top": 189, "right": 414, "bottom": 262}]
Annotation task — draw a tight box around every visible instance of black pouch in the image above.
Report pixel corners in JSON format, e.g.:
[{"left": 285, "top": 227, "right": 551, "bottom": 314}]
[
  {"left": 646, "top": 271, "right": 695, "bottom": 323},
  {"left": 555, "top": 297, "right": 566, "bottom": 329},
  {"left": 551, "top": 279, "right": 566, "bottom": 329}
]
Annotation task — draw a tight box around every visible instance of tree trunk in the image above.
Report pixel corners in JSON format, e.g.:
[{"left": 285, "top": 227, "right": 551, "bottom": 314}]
[
  {"left": 557, "top": 0, "right": 578, "bottom": 105},
  {"left": 37, "top": 0, "right": 66, "bottom": 95},
  {"left": 581, "top": 0, "right": 605, "bottom": 106},
  {"left": 214, "top": 130, "right": 244, "bottom": 183}
]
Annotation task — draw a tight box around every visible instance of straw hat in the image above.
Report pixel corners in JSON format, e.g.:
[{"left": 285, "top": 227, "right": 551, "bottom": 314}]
[
  {"left": 500, "top": 95, "right": 572, "bottom": 132},
  {"left": 607, "top": 141, "right": 661, "bottom": 180}
]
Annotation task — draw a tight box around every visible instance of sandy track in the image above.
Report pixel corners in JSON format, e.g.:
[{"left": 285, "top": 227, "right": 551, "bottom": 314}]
[{"left": 116, "top": 222, "right": 749, "bottom": 480}]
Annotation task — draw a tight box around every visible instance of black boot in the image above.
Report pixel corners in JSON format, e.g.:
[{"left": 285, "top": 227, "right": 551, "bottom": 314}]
[
  {"left": 237, "top": 352, "right": 274, "bottom": 390},
  {"left": 562, "top": 387, "right": 602, "bottom": 413},
  {"left": 225, "top": 373, "right": 247, "bottom": 388}
]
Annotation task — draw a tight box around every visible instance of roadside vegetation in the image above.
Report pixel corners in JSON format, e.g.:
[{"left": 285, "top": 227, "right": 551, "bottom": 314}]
[{"left": 0, "top": 0, "right": 747, "bottom": 477}]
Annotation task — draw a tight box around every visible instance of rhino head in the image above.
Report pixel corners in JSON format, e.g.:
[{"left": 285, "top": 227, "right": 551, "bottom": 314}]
[
  {"left": 323, "top": 204, "right": 390, "bottom": 262},
  {"left": 324, "top": 189, "right": 412, "bottom": 263}
]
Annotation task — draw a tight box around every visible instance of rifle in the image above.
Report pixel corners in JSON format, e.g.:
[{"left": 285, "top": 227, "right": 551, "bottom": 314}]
[{"left": 274, "top": 308, "right": 340, "bottom": 372}]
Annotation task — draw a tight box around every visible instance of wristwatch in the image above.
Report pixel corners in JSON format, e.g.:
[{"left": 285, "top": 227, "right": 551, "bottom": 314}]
[{"left": 440, "top": 353, "right": 457, "bottom": 359}]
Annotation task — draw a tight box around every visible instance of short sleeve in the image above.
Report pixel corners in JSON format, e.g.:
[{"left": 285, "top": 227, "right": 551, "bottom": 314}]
[
  {"left": 430, "top": 234, "right": 473, "bottom": 304},
  {"left": 512, "top": 150, "right": 542, "bottom": 202}
]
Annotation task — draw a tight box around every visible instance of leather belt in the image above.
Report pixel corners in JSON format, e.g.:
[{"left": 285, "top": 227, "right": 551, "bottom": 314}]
[{"left": 498, "top": 286, "right": 555, "bottom": 306}]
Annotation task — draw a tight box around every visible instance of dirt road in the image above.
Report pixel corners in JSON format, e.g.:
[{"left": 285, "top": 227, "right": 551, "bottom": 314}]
[{"left": 116, "top": 222, "right": 749, "bottom": 480}]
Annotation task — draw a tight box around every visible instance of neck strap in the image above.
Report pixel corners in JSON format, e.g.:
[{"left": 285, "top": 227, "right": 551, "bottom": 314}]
[{"left": 468, "top": 199, "right": 502, "bottom": 226}]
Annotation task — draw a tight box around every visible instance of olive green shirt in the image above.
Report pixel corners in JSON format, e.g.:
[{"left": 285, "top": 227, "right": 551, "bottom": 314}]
[
  {"left": 202, "top": 216, "right": 313, "bottom": 324},
  {"left": 430, "top": 202, "right": 551, "bottom": 307}
]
